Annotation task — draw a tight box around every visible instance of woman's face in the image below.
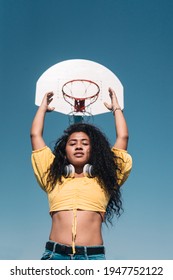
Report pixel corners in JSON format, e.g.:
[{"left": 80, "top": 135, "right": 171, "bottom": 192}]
[{"left": 65, "top": 132, "right": 91, "bottom": 168}]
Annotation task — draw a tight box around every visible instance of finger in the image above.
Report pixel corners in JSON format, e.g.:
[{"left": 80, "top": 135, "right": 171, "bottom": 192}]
[
  {"left": 109, "top": 87, "right": 117, "bottom": 98},
  {"left": 109, "top": 87, "right": 116, "bottom": 94},
  {"left": 108, "top": 88, "right": 116, "bottom": 101},
  {"left": 45, "top": 92, "right": 53, "bottom": 99},
  {"left": 47, "top": 106, "right": 55, "bottom": 112},
  {"left": 47, "top": 92, "right": 54, "bottom": 104},
  {"left": 108, "top": 87, "right": 114, "bottom": 95},
  {"left": 50, "top": 107, "right": 55, "bottom": 111},
  {"left": 47, "top": 97, "right": 53, "bottom": 104},
  {"left": 47, "top": 91, "right": 54, "bottom": 96},
  {"left": 104, "top": 102, "right": 112, "bottom": 111}
]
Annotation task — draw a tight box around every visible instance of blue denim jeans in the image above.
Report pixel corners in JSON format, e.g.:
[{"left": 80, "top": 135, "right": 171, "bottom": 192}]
[{"left": 41, "top": 242, "right": 106, "bottom": 260}]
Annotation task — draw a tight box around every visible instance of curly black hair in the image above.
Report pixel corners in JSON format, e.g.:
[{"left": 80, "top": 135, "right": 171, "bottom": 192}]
[{"left": 47, "top": 122, "right": 123, "bottom": 223}]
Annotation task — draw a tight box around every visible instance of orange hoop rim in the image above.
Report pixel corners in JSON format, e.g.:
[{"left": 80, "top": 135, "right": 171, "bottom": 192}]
[{"left": 62, "top": 79, "right": 100, "bottom": 101}]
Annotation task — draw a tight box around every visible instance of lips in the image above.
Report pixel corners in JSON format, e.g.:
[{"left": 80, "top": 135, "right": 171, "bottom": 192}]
[{"left": 74, "top": 152, "right": 84, "bottom": 157}]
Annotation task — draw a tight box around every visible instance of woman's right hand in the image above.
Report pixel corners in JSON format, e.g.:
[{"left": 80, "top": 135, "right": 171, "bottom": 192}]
[{"left": 40, "top": 92, "right": 55, "bottom": 112}]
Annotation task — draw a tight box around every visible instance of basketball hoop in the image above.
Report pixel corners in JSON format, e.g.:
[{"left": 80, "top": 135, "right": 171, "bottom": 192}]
[
  {"left": 62, "top": 79, "right": 100, "bottom": 115},
  {"left": 35, "top": 59, "right": 124, "bottom": 118}
]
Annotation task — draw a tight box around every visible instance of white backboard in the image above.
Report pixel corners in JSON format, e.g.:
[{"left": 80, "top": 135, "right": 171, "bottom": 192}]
[{"left": 35, "top": 59, "right": 124, "bottom": 116}]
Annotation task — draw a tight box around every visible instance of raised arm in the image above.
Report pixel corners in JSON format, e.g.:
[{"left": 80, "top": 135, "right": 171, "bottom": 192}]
[
  {"left": 104, "top": 88, "right": 129, "bottom": 150},
  {"left": 30, "top": 92, "right": 55, "bottom": 150}
]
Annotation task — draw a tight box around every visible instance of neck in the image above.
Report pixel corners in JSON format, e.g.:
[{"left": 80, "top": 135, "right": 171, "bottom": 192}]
[
  {"left": 74, "top": 173, "right": 84, "bottom": 178},
  {"left": 74, "top": 166, "right": 84, "bottom": 178}
]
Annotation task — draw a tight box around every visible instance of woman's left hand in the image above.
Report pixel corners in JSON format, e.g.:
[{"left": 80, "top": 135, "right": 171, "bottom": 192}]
[{"left": 104, "top": 87, "right": 120, "bottom": 111}]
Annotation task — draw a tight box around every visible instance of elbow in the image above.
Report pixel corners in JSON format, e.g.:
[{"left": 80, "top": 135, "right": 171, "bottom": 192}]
[
  {"left": 30, "top": 127, "right": 41, "bottom": 139},
  {"left": 119, "top": 133, "right": 129, "bottom": 142},
  {"left": 30, "top": 131, "right": 40, "bottom": 141},
  {"left": 30, "top": 132, "right": 37, "bottom": 144},
  {"left": 30, "top": 131, "right": 45, "bottom": 150},
  {"left": 124, "top": 134, "right": 129, "bottom": 141},
  {"left": 124, "top": 134, "right": 129, "bottom": 146},
  {"left": 30, "top": 133, "right": 35, "bottom": 140},
  {"left": 30, "top": 130, "right": 36, "bottom": 139},
  {"left": 121, "top": 135, "right": 129, "bottom": 147},
  {"left": 117, "top": 135, "right": 129, "bottom": 150}
]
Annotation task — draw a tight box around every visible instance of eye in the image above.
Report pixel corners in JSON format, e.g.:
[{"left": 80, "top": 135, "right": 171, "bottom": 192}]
[
  {"left": 69, "top": 142, "right": 76, "bottom": 146},
  {"left": 83, "top": 142, "right": 89, "bottom": 145},
  {"left": 82, "top": 141, "right": 90, "bottom": 145}
]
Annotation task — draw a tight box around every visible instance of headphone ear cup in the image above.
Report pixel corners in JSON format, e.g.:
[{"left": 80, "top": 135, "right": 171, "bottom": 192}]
[
  {"left": 83, "top": 164, "right": 93, "bottom": 178},
  {"left": 64, "top": 164, "right": 75, "bottom": 178}
]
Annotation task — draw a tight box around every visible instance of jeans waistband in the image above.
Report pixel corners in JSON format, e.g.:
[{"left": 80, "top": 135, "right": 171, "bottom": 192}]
[{"left": 46, "top": 241, "right": 105, "bottom": 255}]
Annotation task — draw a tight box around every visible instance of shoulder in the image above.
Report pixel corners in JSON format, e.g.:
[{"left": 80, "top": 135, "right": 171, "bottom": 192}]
[
  {"left": 31, "top": 146, "right": 55, "bottom": 171},
  {"left": 32, "top": 145, "right": 54, "bottom": 157},
  {"left": 111, "top": 147, "right": 132, "bottom": 164},
  {"left": 31, "top": 146, "right": 55, "bottom": 192},
  {"left": 111, "top": 147, "right": 132, "bottom": 186}
]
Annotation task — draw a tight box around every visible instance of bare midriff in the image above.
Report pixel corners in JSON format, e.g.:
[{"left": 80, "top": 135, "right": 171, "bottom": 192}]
[{"left": 49, "top": 210, "right": 104, "bottom": 247}]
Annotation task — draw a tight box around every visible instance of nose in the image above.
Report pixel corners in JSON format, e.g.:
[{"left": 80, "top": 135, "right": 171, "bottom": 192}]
[{"left": 75, "top": 142, "right": 83, "bottom": 150}]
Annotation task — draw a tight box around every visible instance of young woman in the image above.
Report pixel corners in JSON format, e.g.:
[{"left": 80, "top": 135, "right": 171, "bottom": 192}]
[{"left": 30, "top": 88, "right": 132, "bottom": 260}]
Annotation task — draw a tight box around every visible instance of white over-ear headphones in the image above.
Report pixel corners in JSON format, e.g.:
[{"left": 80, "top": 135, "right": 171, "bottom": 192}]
[{"left": 64, "top": 164, "right": 94, "bottom": 178}]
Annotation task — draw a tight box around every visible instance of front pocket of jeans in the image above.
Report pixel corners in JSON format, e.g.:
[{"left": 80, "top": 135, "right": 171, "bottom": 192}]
[{"left": 41, "top": 250, "right": 52, "bottom": 260}]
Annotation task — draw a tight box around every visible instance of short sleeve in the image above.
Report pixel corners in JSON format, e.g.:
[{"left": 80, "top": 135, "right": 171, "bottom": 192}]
[
  {"left": 112, "top": 147, "right": 132, "bottom": 187},
  {"left": 31, "top": 146, "right": 55, "bottom": 192}
]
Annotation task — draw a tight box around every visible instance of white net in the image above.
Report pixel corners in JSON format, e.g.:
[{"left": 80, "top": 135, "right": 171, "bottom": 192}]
[{"left": 62, "top": 79, "right": 100, "bottom": 114}]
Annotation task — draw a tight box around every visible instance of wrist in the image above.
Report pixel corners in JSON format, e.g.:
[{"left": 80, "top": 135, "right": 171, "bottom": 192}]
[
  {"left": 38, "top": 105, "right": 47, "bottom": 114},
  {"left": 112, "top": 107, "right": 122, "bottom": 115}
]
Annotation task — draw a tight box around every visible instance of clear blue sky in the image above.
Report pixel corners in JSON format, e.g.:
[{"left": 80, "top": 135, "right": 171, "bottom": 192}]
[{"left": 0, "top": 0, "right": 173, "bottom": 260}]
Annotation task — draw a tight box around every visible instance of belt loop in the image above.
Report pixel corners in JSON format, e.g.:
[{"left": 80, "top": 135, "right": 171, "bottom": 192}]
[
  {"left": 84, "top": 246, "right": 88, "bottom": 260},
  {"left": 52, "top": 242, "right": 57, "bottom": 253}
]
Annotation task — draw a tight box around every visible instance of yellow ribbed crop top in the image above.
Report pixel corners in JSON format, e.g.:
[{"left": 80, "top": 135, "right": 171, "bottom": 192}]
[{"left": 31, "top": 146, "right": 132, "bottom": 252}]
